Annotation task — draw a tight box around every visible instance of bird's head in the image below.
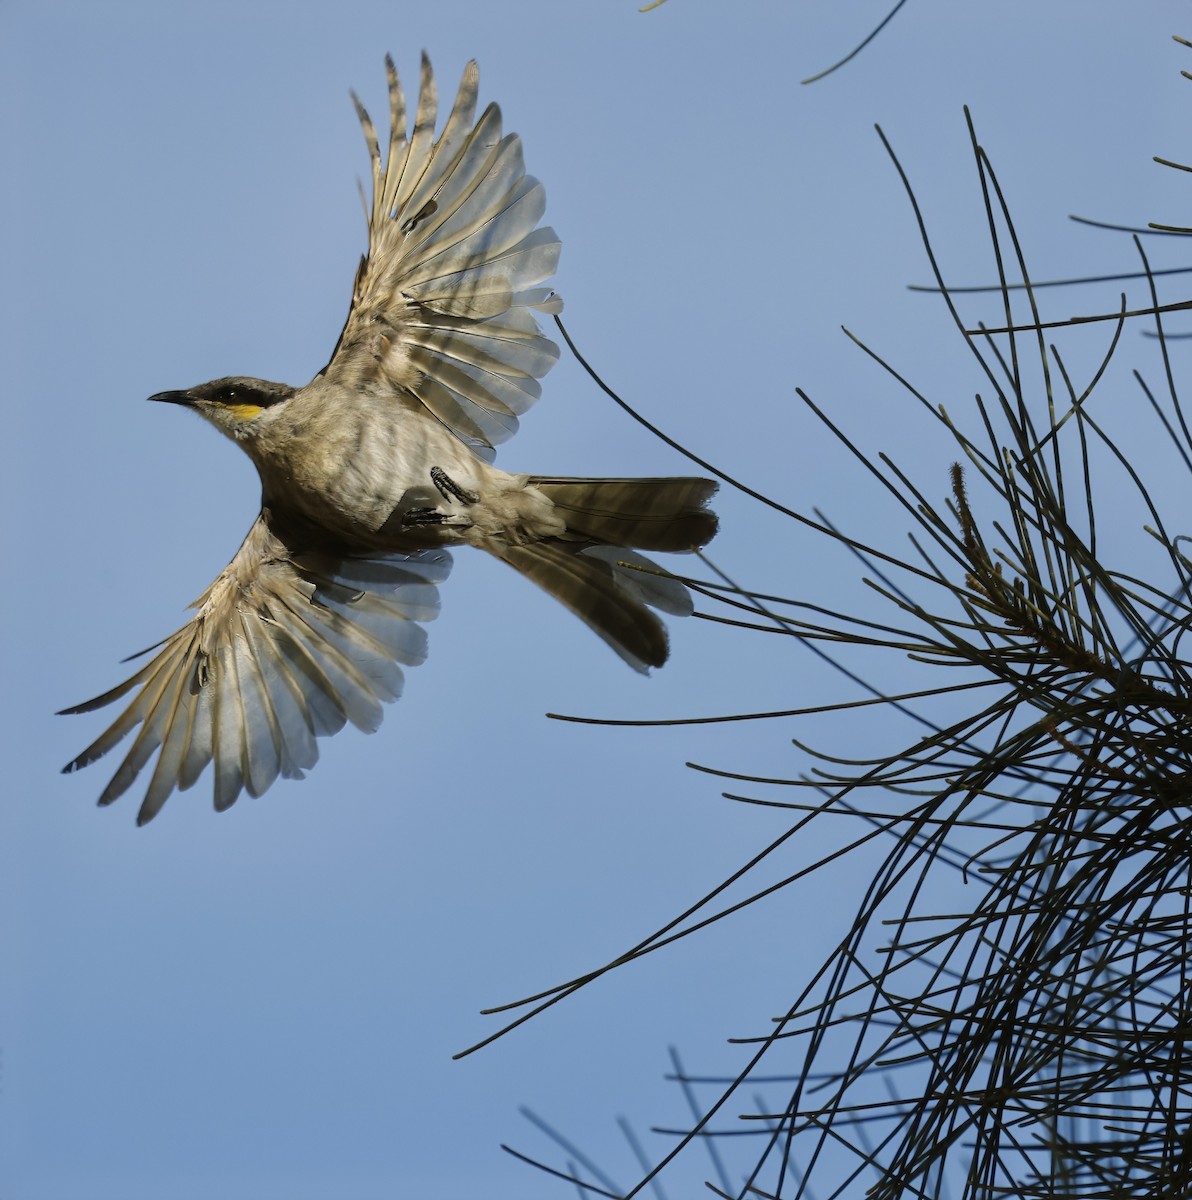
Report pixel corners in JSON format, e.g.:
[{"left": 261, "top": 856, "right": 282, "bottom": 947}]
[{"left": 149, "top": 376, "right": 297, "bottom": 443}]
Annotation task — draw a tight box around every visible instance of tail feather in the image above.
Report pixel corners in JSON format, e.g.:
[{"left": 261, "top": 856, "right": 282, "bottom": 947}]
[
  {"left": 496, "top": 543, "right": 670, "bottom": 672},
  {"left": 528, "top": 476, "right": 717, "bottom": 550},
  {"left": 491, "top": 475, "right": 717, "bottom": 670}
]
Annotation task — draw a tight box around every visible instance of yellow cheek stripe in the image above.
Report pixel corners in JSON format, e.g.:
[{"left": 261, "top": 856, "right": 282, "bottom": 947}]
[{"left": 227, "top": 403, "right": 264, "bottom": 421}]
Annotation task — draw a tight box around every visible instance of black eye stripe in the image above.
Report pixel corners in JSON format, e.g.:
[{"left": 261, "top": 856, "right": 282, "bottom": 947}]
[
  {"left": 192, "top": 377, "right": 297, "bottom": 408},
  {"left": 213, "top": 386, "right": 285, "bottom": 408}
]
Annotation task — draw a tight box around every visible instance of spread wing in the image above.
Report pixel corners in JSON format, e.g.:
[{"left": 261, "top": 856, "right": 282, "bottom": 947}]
[
  {"left": 60, "top": 516, "right": 451, "bottom": 825},
  {"left": 319, "top": 53, "right": 562, "bottom": 463}
]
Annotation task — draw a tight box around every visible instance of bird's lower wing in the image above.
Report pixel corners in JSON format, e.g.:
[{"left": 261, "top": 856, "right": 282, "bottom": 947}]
[
  {"left": 61, "top": 516, "right": 451, "bottom": 825},
  {"left": 317, "top": 53, "right": 561, "bottom": 463}
]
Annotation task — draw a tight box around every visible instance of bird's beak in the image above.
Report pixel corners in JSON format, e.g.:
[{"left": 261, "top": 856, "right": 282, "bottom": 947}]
[{"left": 148, "top": 390, "right": 196, "bottom": 407}]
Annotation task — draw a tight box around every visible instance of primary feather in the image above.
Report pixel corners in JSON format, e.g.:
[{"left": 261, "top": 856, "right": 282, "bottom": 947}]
[{"left": 323, "top": 52, "right": 562, "bottom": 463}]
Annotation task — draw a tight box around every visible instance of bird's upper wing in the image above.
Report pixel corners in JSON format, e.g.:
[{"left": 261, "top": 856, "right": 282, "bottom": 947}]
[
  {"left": 61, "top": 515, "right": 451, "bottom": 825},
  {"left": 318, "top": 54, "right": 562, "bottom": 463}
]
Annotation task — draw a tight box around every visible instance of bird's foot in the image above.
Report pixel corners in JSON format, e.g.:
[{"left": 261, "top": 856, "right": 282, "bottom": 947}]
[
  {"left": 401, "top": 507, "right": 455, "bottom": 528},
  {"left": 431, "top": 466, "right": 478, "bottom": 505}
]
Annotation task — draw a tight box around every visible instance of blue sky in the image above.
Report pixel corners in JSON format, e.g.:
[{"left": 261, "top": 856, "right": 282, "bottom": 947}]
[{"left": 2, "top": 3, "right": 1189, "bottom": 1197}]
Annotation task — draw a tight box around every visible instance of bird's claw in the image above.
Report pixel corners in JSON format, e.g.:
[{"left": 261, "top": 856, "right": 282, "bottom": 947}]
[
  {"left": 401, "top": 507, "right": 453, "bottom": 528},
  {"left": 431, "top": 466, "right": 478, "bottom": 505}
]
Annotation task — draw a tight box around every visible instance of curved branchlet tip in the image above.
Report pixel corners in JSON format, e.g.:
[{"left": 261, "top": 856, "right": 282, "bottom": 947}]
[
  {"left": 801, "top": 0, "right": 910, "bottom": 85},
  {"left": 1154, "top": 154, "right": 1192, "bottom": 174},
  {"left": 1069, "top": 214, "right": 1191, "bottom": 235}
]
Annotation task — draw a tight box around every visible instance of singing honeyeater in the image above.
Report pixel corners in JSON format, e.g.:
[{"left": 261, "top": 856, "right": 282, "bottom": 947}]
[{"left": 61, "top": 54, "right": 717, "bottom": 825}]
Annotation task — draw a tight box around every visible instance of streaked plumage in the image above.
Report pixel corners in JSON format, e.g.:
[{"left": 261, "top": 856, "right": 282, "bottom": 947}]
[{"left": 62, "top": 54, "right": 717, "bottom": 824}]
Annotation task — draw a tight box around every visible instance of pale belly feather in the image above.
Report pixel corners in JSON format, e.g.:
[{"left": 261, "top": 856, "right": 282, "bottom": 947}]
[{"left": 253, "top": 391, "right": 564, "bottom": 555}]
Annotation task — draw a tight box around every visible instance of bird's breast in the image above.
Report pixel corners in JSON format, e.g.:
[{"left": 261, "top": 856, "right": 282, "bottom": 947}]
[{"left": 254, "top": 399, "right": 494, "bottom": 553}]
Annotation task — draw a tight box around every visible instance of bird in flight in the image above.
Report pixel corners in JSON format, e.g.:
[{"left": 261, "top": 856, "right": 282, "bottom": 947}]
[{"left": 62, "top": 54, "right": 718, "bottom": 825}]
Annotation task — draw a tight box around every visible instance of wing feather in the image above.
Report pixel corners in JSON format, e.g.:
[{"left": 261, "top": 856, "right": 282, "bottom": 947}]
[
  {"left": 319, "top": 55, "right": 561, "bottom": 459},
  {"left": 396, "top": 105, "right": 507, "bottom": 250},
  {"left": 60, "top": 517, "right": 451, "bottom": 824},
  {"left": 212, "top": 643, "right": 246, "bottom": 813},
  {"left": 399, "top": 62, "right": 480, "bottom": 226},
  {"left": 239, "top": 618, "right": 319, "bottom": 778},
  {"left": 405, "top": 321, "right": 558, "bottom": 381},
  {"left": 138, "top": 660, "right": 205, "bottom": 824},
  {"left": 178, "top": 661, "right": 216, "bottom": 793},
  {"left": 257, "top": 603, "right": 352, "bottom": 740},
  {"left": 376, "top": 54, "right": 410, "bottom": 223},
  {"left": 94, "top": 644, "right": 192, "bottom": 808},
  {"left": 398, "top": 141, "right": 531, "bottom": 277},
  {"left": 401, "top": 175, "right": 547, "bottom": 285},
  {"left": 62, "top": 640, "right": 189, "bottom": 773},
  {"left": 230, "top": 618, "right": 283, "bottom": 800}
]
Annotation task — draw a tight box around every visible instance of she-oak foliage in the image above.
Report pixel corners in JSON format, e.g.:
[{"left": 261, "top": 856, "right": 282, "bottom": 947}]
[{"left": 499, "top": 34, "right": 1192, "bottom": 1200}]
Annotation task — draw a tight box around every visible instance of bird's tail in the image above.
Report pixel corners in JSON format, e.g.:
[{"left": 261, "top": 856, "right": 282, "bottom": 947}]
[{"left": 492, "top": 476, "right": 718, "bottom": 672}]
